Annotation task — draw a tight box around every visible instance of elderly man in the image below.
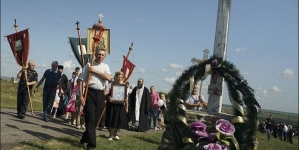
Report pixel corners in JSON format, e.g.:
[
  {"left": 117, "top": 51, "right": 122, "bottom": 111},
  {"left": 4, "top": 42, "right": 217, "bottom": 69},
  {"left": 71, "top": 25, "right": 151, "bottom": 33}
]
[
  {"left": 79, "top": 47, "right": 112, "bottom": 150},
  {"left": 16, "top": 60, "right": 38, "bottom": 119},
  {"left": 34, "top": 61, "right": 62, "bottom": 122}
]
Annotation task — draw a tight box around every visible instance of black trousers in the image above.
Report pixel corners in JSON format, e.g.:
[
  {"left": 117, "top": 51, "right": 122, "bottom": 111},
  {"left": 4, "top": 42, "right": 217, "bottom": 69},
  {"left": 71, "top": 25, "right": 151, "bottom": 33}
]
[
  {"left": 81, "top": 88, "right": 105, "bottom": 148},
  {"left": 17, "top": 88, "right": 32, "bottom": 115},
  {"left": 288, "top": 132, "right": 293, "bottom": 144}
]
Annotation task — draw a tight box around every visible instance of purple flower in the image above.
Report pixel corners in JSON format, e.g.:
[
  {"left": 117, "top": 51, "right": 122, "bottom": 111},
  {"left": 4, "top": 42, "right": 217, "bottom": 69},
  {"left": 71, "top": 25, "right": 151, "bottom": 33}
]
[
  {"left": 215, "top": 119, "right": 235, "bottom": 136},
  {"left": 189, "top": 121, "right": 208, "bottom": 138},
  {"left": 212, "top": 59, "right": 218, "bottom": 66},
  {"left": 221, "top": 144, "right": 229, "bottom": 150},
  {"left": 203, "top": 143, "right": 222, "bottom": 150}
]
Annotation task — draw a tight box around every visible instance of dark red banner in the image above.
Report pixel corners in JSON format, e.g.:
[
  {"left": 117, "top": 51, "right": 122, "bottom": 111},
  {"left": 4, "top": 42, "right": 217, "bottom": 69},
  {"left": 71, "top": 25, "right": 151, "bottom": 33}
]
[
  {"left": 6, "top": 29, "right": 30, "bottom": 67},
  {"left": 122, "top": 55, "right": 136, "bottom": 83}
]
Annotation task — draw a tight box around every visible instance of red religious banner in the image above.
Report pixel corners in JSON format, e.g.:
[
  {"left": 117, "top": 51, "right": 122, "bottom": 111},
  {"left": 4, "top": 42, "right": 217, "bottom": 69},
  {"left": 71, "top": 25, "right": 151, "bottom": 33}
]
[
  {"left": 6, "top": 29, "right": 30, "bottom": 67},
  {"left": 122, "top": 56, "right": 136, "bottom": 83}
]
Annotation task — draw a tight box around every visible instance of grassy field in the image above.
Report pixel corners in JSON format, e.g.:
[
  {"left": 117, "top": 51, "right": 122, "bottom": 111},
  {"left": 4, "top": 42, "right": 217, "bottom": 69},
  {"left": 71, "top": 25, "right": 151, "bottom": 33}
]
[
  {"left": 1, "top": 79, "right": 44, "bottom": 111},
  {"left": 10, "top": 132, "right": 163, "bottom": 150},
  {"left": 1, "top": 79, "right": 298, "bottom": 127},
  {"left": 1, "top": 79, "right": 298, "bottom": 149},
  {"left": 221, "top": 105, "right": 298, "bottom": 127},
  {"left": 9, "top": 131, "right": 299, "bottom": 150}
]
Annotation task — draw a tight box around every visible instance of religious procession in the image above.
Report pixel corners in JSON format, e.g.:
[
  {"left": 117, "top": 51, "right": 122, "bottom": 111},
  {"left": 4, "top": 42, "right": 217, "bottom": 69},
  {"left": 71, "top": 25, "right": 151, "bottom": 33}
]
[
  {"left": 2, "top": 0, "right": 297, "bottom": 150},
  {"left": 4, "top": 15, "right": 257, "bottom": 150}
]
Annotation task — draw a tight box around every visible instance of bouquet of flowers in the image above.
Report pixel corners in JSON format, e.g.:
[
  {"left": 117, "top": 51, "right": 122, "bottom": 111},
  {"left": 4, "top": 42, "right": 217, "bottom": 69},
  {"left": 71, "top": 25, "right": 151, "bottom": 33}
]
[{"left": 189, "top": 119, "right": 236, "bottom": 150}]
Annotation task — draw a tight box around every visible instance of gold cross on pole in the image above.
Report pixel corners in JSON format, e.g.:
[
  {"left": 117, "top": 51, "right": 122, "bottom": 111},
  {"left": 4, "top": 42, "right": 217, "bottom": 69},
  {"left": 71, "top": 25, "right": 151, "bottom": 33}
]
[{"left": 99, "top": 13, "right": 104, "bottom": 22}]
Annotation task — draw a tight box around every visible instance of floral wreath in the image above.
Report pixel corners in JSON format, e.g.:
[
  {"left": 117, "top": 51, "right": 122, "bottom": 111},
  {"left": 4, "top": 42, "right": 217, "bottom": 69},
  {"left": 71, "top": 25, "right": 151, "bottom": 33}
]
[{"left": 159, "top": 56, "right": 260, "bottom": 150}]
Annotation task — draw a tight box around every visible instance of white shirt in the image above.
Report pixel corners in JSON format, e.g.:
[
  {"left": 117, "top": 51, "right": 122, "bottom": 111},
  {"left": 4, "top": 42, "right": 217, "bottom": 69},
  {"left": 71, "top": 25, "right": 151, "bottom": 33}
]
[
  {"left": 81, "top": 61, "right": 111, "bottom": 90},
  {"left": 127, "top": 88, "right": 132, "bottom": 96},
  {"left": 283, "top": 125, "right": 288, "bottom": 132},
  {"left": 186, "top": 94, "right": 201, "bottom": 111}
]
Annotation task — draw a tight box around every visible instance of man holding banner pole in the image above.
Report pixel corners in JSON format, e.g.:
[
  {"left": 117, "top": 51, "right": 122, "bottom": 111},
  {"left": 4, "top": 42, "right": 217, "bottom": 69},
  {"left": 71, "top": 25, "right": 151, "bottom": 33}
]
[
  {"left": 16, "top": 60, "right": 38, "bottom": 119},
  {"left": 79, "top": 47, "right": 112, "bottom": 149},
  {"left": 5, "top": 20, "right": 35, "bottom": 117}
]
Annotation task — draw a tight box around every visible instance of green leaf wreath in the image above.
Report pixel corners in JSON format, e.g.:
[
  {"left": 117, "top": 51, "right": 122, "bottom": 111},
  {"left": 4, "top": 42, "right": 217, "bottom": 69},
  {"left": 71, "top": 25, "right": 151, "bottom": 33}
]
[{"left": 160, "top": 56, "right": 260, "bottom": 150}]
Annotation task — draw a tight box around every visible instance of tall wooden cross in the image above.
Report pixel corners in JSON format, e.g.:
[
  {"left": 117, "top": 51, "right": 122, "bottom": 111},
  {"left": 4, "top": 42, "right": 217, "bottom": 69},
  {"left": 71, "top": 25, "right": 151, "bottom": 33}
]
[{"left": 207, "top": 0, "right": 232, "bottom": 113}]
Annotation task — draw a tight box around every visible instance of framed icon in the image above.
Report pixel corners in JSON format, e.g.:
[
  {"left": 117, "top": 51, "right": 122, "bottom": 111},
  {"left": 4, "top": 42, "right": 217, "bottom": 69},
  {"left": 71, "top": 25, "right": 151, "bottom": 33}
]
[
  {"left": 111, "top": 83, "right": 127, "bottom": 102},
  {"left": 87, "top": 28, "right": 110, "bottom": 55}
]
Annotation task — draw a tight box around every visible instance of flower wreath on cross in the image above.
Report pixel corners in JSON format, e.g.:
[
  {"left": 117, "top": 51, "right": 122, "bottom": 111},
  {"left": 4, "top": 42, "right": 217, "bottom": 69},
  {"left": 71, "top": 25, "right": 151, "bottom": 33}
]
[{"left": 158, "top": 56, "right": 261, "bottom": 150}]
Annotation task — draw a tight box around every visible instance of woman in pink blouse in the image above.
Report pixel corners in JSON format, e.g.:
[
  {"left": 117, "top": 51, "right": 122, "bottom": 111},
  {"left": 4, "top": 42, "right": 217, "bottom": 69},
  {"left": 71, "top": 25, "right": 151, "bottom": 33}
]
[{"left": 148, "top": 86, "right": 160, "bottom": 131}]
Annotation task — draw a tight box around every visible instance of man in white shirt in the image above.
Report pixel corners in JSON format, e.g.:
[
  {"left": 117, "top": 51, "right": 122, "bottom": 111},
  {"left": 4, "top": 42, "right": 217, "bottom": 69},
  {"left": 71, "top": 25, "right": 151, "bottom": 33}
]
[{"left": 79, "top": 47, "right": 112, "bottom": 150}]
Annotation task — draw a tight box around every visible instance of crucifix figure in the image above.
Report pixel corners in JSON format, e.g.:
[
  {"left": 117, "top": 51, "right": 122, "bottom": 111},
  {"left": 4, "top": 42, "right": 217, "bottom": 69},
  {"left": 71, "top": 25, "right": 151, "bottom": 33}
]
[
  {"left": 99, "top": 13, "right": 104, "bottom": 22},
  {"left": 207, "top": 0, "right": 232, "bottom": 113},
  {"left": 190, "top": 49, "right": 210, "bottom": 96}
]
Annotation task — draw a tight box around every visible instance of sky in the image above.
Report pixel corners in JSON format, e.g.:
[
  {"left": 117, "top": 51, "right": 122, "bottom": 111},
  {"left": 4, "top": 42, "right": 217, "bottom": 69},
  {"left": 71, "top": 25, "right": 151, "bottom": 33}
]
[{"left": 1, "top": 0, "right": 298, "bottom": 113}]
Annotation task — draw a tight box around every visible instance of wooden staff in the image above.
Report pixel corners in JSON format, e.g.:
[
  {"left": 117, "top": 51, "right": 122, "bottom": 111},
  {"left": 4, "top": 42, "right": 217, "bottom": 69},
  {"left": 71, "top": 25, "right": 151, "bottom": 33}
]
[
  {"left": 126, "top": 42, "right": 133, "bottom": 58},
  {"left": 96, "top": 106, "right": 106, "bottom": 127},
  {"left": 76, "top": 21, "right": 85, "bottom": 67},
  {"left": 14, "top": 19, "right": 34, "bottom": 116},
  {"left": 83, "top": 22, "right": 105, "bottom": 104}
]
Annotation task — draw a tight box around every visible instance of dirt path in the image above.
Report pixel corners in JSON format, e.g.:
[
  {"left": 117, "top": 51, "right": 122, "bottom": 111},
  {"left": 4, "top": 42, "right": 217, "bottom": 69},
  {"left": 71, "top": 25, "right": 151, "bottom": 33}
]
[{"left": 0, "top": 108, "right": 162, "bottom": 150}]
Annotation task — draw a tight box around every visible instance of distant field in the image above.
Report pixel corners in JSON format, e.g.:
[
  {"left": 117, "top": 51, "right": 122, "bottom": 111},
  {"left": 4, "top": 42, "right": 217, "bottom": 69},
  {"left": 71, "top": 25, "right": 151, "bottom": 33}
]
[
  {"left": 1, "top": 78, "right": 298, "bottom": 127},
  {"left": 222, "top": 105, "right": 298, "bottom": 127}
]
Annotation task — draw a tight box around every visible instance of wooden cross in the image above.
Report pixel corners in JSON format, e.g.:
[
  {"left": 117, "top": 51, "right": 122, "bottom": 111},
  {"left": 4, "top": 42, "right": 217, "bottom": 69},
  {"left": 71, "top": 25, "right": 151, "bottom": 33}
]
[{"left": 99, "top": 13, "right": 104, "bottom": 21}]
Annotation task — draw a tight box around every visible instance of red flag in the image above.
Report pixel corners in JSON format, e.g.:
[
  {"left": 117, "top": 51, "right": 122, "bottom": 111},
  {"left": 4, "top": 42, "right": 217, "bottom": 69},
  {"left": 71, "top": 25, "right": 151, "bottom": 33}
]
[
  {"left": 6, "top": 29, "right": 30, "bottom": 67},
  {"left": 122, "top": 56, "right": 136, "bottom": 83}
]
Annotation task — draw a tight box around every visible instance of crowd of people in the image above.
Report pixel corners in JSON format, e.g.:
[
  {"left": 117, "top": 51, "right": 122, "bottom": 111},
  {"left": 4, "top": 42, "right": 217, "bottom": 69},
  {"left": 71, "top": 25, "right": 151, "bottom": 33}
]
[
  {"left": 257, "top": 115, "right": 296, "bottom": 144},
  {"left": 15, "top": 47, "right": 211, "bottom": 150}
]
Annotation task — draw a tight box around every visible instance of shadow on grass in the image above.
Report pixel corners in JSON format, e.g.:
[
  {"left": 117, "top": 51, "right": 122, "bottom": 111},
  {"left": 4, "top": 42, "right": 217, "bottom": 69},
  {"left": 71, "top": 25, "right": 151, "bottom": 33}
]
[
  {"left": 54, "top": 137, "right": 84, "bottom": 148},
  {"left": 19, "top": 141, "right": 46, "bottom": 150},
  {"left": 23, "top": 129, "right": 54, "bottom": 140},
  {"left": 132, "top": 135, "right": 161, "bottom": 145},
  {"left": 15, "top": 137, "right": 84, "bottom": 149},
  {"left": 98, "top": 134, "right": 108, "bottom": 139}
]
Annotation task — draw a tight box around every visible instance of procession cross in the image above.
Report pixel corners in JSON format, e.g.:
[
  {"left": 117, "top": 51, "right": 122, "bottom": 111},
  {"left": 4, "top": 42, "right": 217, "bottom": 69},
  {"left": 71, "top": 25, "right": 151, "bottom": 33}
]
[
  {"left": 207, "top": 0, "right": 232, "bottom": 113},
  {"left": 99, "top": 13, "right": 104, "bottom": 22}
]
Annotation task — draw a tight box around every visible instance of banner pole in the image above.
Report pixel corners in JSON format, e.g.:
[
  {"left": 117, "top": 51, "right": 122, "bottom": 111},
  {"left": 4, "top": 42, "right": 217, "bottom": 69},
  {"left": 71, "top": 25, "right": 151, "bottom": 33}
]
[
  {"left": 126, "top": 42, "right": 133, "bottom": 58},
  {"left": 14, "top": 19, "right": 34, "bottom": 116},
  {"left": 83, "top": 21, "right": 105, "bottom": 104},
  {"left": 122, "top": 42, "right": 134, "bottom": 83},
  {"left": 76, "top": 21, "right": 85, "bottom": 67}
]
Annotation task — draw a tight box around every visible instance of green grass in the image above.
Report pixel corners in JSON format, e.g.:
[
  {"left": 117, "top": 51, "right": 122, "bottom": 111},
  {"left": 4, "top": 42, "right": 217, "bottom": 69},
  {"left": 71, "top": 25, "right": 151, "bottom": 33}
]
[
  {"left": 9, "top": 131, "right": 298, "bottom": 150},
  {"left": 11, "top": 132, "right": 163, "bottom": 150},
  {"left": 1, "top": 79, "right": 298, "bottom": 150},
  {"left": 253, "top": 131, "right": 298, "bottom": 150},
  {"left": 1, "top": 79, "right": 44, "bottom": 111}
]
